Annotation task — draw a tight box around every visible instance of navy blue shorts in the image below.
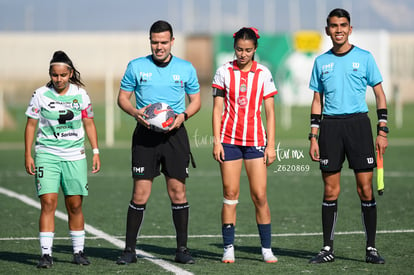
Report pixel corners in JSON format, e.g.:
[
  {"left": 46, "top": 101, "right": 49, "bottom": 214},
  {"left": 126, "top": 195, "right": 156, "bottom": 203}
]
[{"left": 222, "top": 143, "right": 265, "bottom": 161}]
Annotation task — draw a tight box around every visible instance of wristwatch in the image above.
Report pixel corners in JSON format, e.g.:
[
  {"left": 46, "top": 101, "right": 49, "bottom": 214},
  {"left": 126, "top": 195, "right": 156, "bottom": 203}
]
[
  {"left": 377, "top": 125, "right": 389, "bottom": 135},
  {"left": 308, "top": 133, "right": 318, "bottom": 140},
  {"left": 182, "top": 112, "right": 189, "bottom": 121}
]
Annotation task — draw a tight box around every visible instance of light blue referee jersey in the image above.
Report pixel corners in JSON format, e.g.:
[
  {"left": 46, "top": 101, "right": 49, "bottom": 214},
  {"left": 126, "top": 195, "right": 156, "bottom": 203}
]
[
  {"left": 120, "top": 55, "right": 200, "bottom": 114},
  {"left": 309, "top": 46, "right": 383, "bottom": 116}
]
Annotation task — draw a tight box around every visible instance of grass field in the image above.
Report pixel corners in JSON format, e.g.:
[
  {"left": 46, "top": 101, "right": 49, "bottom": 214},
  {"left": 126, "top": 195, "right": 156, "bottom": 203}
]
[{"left": 1, "top": 104, "right": 414, "bottom": 274}]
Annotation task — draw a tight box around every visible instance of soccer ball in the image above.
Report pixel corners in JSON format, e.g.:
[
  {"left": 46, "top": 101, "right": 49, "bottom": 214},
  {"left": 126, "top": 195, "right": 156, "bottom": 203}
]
[{"left": 144, "top": 102, "right": 175, "bottom": 132}]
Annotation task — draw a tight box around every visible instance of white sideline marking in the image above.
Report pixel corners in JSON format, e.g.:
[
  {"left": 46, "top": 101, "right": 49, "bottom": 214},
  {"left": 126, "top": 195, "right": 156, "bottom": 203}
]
[
  {"left": 2, "top": 229, "right": 414, "bottom": 241},
  {"left": 0, "top": 186, "right": 193, "bottom": 275}
]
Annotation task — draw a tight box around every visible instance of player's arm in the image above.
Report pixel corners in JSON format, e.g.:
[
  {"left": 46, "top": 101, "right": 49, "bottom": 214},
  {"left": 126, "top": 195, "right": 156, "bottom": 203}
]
[
  {"left": 309, "top": 91, "right": 322, "bottom": 162},
  {"left": 83, "top": 117, "right": 100, "bottom": 173},
  {"left": 212, "top": 92, "right": 224, "bottom": 163},
  {"left": 373, "top": 83, "right": 388, "bottom": 158},
  {"left": 172, "top": 92, "right": 202, "bottom": 130},
  {"left": 264, "top": 97, "right": 276, "bottom": 166},
  {"left": 117, "top": 88, "right": 149, "bottom": 127},
  {"left": 24, "top": 117, "right": 38, "bottom": 175}
]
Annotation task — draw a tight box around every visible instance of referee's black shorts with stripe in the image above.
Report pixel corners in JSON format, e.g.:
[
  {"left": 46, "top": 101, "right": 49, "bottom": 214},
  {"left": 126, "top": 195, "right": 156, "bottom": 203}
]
[
  {"left": 318, "top": 113, "right": 376, "bottom": 172},
  {"left": 131, "top": 124, "right": 191, "bottom": 181}
]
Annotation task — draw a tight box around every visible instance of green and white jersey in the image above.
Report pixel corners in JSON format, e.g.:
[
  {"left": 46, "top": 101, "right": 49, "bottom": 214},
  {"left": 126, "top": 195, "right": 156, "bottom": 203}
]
[{"left": 25, "top": 84, "right": 94, "bottom": 161}]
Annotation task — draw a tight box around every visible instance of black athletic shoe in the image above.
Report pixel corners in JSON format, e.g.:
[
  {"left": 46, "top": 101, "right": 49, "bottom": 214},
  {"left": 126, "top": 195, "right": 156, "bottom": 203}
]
[
  {"left": 175, "top": 247, "right": 195, "bottom": 264},
  {"left": 37, "top": 254, "right": 53, "bottom": 268},
  {"left": 72, "top": 251, "right": 90, "bottom": 265},
  {"left": 116, "top": 248, "right": 137, "bottom": 265},
  {"left": 309, "top": 246, "right": 335, "bottom": 264},
  {"left": 366, "top": 247, "right": 385, "bottom": 264}
]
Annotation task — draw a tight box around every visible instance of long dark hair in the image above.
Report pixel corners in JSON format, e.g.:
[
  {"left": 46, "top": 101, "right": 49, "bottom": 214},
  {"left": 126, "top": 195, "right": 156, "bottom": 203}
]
[
  {"left": 233, "top": 27, "right": 260, "bottom": 60},
  {"left": 47, "top": 50, "right": 84, "bottom": 88}
]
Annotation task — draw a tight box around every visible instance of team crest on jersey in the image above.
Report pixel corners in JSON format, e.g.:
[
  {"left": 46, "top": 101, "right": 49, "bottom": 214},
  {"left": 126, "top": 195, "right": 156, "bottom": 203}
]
[
  {"left": 72, "top": 99, "right": 81, "bottom": 110},
  {"left": 240, "top": 84, "right": 247, "bottom": 92},
  {"left": 237, "top": 95, "right": 248, "bottom": 108}
]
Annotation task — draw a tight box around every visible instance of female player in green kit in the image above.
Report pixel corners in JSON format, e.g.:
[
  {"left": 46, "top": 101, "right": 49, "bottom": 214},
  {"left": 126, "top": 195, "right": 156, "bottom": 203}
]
[{"left": 24, "top": 50, "right": 100, "bottom": 268}]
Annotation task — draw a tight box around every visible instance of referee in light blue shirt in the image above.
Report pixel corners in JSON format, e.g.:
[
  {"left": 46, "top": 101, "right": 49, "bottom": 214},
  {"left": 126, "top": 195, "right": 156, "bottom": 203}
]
[
  {"left": 308, "top": 8, "right": 388, "bottom": 265},
  {"left": 116, "top": 20, "right": 201, "bottom": 265}
]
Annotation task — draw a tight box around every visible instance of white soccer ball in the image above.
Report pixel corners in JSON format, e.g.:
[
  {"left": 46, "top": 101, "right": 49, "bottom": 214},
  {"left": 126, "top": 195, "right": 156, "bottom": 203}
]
[{"left": 144, "top": 102, "right": 175, "bottom": 132}]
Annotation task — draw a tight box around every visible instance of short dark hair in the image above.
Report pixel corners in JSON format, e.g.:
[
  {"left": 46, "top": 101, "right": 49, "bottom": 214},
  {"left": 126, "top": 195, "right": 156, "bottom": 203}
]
[
  {"left": 149, "top": 20, "right": 173, "bottom": 38},
  {"left": 327, "top": 8, "right": 351, "bottom": 26}
]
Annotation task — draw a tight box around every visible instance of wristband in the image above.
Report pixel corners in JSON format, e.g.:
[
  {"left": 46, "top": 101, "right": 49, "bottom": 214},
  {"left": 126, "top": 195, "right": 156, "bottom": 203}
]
[
  {"left": 310, "top": 114, "right": 322, "bottom": 128},
  {"left": 308, "top": 133, "right": 319, "bottom": 140},
  {"left": 182, "top": 112, "right": 189, "bottom": 121},
  {"left": 92, "top": 148, "right": 100, "bottom": 154},
  {"left": 377, "top": 109, "right": 388, "bottom": 123}
]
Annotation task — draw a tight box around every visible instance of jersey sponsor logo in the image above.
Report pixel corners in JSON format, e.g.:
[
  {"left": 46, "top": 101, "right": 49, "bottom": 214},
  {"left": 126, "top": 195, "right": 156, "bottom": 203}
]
[
  {"left": 367, "top": 157, "right": 374, "bottom": 164},
  {"left": 48, "top": 100, "right": 80, "bottom": 110},
  {"left": 54, "top": 132, "right": 79, "bottom": 138},
  {"left": 173, "top": 74, "right": 180, "bottom": 81},
  {"left": 352, "top": 62, "right": 360, "bottom": 71},
  {"left": 237, "top": 95, "right": 248, "bottom": 108}
]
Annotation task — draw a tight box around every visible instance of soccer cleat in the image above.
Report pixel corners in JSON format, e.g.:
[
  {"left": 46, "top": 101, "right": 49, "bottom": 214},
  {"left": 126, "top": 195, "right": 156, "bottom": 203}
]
[
  {"left": 72, "top": 251, "right": 90, "bottom": 265},
  {"left": 37, "top": 254, "right": 53, "bottom": 268},
  {"left": 175, "top": 246, "right": 195, "bottom": 264},
  {"left": 262, "top": 247, "right": 278, "bottom": 263},
  {"left": 116, "top": 247, "right": 137, "bottom": 265},
  {"left": 222, "top": 245, "right": 235, "bottom": 263},
  {"left": 309, "top": 246, "right": 335, "bottom": 264},
  {"left": 366, "top": 247, "right": 385, "bottom": 264}
]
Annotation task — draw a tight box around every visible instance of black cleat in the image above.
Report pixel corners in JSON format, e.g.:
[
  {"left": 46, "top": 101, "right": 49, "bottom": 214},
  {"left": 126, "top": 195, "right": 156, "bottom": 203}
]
[
  {"left": 116, "top": 247, "right": 137, "bottom": 265},
  {"left": 72, "top": 251, "right": 90, "bottom": 265},
  {"left": 175, "top": 247, "right": 195, "bottom": 264},
  {"left": 366, "top": 247, "right": 385, "bottom": 264},
  {"left": 309, "top": 246, "right": 335, "bottom": 264},
  {"left": 37, "top": 254, "right": 53, "bottom": 268}
]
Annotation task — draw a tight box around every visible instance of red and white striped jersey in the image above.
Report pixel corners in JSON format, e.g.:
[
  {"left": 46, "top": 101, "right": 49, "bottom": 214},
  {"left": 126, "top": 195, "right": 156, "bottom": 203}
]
[{"left": 212, "top": 60, "right": 277, "bottom": 146}]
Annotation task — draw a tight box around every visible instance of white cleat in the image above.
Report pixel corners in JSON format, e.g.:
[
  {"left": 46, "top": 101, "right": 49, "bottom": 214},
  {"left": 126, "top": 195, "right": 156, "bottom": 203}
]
[
  {"left": 262, "top": 247, "right": 278, "bottom": 263},
  {"left": 222, "top": 245, "right": 235, "bottom": 263}
]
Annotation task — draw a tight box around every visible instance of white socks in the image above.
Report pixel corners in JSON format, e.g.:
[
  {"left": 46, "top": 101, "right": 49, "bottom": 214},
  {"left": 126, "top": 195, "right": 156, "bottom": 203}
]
[
  {"left": 39, "top": 232, "right": 54, "bottom": 255},
  {"left": 40, "top": 230, "right": 85, "bottom": 255},
  {"left": 70, "top": 230, "right": 85, "bottom": 254}
]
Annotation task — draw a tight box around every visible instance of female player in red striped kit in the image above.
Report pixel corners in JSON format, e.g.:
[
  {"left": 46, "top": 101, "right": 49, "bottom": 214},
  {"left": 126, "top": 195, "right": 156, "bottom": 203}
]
[{"left": 212, "top": 27, "right": 278, "bottom": 263}]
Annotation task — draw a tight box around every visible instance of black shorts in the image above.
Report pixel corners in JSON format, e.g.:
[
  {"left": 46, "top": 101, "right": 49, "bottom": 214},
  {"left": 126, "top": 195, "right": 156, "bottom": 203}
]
[
  {"left": 318, "top": 113, "right": 376, "bottom": 172},
  {"left": 131, "top": 124, "right": 191, "bottom": 180}
]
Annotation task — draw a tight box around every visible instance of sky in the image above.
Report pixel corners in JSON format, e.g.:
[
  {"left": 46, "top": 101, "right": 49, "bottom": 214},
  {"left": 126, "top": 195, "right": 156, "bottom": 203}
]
[{"left": 1, "top": 0, "right": 414, "bottom": 34}]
